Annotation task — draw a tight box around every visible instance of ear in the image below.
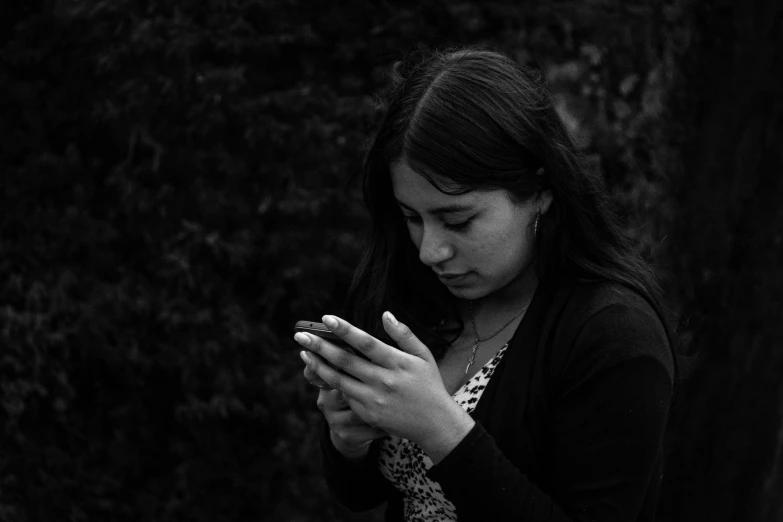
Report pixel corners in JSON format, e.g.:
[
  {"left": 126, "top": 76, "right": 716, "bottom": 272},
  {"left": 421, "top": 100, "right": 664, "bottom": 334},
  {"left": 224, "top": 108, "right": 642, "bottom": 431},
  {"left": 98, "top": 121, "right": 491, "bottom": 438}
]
[{"left": 537, "top": 188, "right": 554, "bottom": 215}]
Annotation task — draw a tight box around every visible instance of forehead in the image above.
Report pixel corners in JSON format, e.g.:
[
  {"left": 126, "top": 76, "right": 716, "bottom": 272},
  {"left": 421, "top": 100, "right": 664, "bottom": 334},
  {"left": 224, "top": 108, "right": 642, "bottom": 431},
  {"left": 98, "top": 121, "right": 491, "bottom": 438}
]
[{"left": 390, "top": 160, "right": 478, "bottom": 210}]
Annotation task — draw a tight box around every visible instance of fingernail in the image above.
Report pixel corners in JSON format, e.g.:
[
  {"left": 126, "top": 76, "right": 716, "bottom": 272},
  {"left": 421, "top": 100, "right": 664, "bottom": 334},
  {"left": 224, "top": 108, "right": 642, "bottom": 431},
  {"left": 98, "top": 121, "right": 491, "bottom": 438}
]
[
  {"left": 322, "top": 315, "right": 338, "bottom": 329},
  {"left": 385, "top": 311, "right": 398, "bottom": 325},
  {"left": 295, "top": 333, "right": 311, "bottom": 346},
  {"left": 300, "top": 350, "right": 312, "bottom": 363}
]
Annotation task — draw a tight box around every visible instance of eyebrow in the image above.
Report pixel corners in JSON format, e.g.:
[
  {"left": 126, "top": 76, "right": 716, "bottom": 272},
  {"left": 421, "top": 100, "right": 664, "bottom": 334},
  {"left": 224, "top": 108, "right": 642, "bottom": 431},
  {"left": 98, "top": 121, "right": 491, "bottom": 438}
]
[{"left": 395, "top": 200, "right": 475, "bottom": 216}]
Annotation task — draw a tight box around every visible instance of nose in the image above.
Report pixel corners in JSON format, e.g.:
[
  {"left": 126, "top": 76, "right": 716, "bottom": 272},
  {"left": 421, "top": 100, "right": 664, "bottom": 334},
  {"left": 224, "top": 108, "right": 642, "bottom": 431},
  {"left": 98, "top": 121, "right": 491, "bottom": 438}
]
[{"left": 417, "top": 226, "right": 454, "bottom": 267}]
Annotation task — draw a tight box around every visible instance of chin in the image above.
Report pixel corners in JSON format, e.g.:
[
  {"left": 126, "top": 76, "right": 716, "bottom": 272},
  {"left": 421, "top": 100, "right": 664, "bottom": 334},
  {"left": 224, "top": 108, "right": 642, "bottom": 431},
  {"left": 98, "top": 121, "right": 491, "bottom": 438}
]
[{"left": 444, "top": 284, "right": 488, "bottom": 301}]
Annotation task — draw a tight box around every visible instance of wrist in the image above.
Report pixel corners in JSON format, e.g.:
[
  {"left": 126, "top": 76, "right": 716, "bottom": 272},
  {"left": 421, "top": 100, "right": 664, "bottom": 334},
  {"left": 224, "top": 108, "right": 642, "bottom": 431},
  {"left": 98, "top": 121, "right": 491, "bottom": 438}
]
[{"left": 416, "top": 400, "right": 475, "bottom": 465}]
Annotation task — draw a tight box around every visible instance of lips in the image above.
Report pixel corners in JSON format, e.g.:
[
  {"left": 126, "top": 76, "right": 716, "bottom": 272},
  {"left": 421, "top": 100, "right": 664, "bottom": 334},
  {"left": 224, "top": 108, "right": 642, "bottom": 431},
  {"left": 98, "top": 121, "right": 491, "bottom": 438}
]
[{"left": 437, "top": 272, "right": 470, "bottom": 283}]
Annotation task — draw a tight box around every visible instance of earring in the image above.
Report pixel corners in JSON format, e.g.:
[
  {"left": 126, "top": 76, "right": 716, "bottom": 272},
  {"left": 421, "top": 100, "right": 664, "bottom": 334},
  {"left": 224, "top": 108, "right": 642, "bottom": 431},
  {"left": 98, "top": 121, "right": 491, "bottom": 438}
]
[{"left": 534, "top": 210, "right": 541, "bottom": 238}]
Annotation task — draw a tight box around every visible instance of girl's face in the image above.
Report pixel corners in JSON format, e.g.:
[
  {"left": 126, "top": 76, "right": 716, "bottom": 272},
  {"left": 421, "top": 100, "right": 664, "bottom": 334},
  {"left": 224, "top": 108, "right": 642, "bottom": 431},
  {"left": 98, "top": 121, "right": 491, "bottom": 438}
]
[{"left": 391, "top": 160, "right": 552, "bottom": 301}]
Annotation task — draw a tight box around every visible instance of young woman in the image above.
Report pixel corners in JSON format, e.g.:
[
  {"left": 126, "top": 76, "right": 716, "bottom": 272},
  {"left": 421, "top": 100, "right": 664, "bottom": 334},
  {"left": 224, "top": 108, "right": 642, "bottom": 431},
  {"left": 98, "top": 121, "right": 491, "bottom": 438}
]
[{"left": 295, "top": 46, "right": 679, "bottom": 521}]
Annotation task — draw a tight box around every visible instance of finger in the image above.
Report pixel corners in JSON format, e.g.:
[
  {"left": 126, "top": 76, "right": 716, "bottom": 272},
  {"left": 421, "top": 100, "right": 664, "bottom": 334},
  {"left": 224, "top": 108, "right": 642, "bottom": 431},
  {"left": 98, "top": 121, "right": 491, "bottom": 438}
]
[
  {"left": 296, "top": 332, "right": 380, "bottom": 381},
  {"left": 319, "top": 392, "right": 385, "bottom": 434},
  {"left": 320, "top": 315, "right": 397, "bottom": 368},
  {"left": 323, "top": 407, "right": 375, "bottom": 429},
  {"left": 318, "top": 388, "right": 349, "bottom": 408},
  {"left": 330, "top": 424, "right": 387, "bottom": 447},
  {"left": 301, "top": 352, "right": 332, "bottom": 389},
  {"left": 303, "top": 366, "right": 330, "bottom": 387},
  {"left": 298, "top": 347, "right": 368, "bottom": 399},
  {"left": 316, "top": 388, "right": 350, "bottom": 413},
  {"left": 309, "top": 379, "right": 332, "bottom": 390},
  {"left": 325, "top": 409, "right": 387, "bottom": 441},
  {"left": 381, "top": 311, "right": 436, "bottom": 364}
]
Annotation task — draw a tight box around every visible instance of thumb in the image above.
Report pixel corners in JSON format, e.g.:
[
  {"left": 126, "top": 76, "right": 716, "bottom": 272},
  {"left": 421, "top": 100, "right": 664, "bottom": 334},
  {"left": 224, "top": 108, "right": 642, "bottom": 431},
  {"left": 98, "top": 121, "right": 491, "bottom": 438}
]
[{"left": 382, "top": 311, "right": 435, "bottom": 364}]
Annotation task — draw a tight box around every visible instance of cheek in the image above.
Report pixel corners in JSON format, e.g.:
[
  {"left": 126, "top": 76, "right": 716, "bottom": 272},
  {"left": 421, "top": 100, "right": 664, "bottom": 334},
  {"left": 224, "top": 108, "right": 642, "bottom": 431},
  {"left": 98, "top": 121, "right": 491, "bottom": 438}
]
[
  {"left": 505, "top": 231, "right": 535, "bottom": 273},
  {"left": 460, "top": 231, "right": 505, "bottom": 268},
  {"left": 472, "top": 225, "right": 531, "bottom": 273},
  {"left": 406, "top": 224, "right": 423, "bottom": 249}
]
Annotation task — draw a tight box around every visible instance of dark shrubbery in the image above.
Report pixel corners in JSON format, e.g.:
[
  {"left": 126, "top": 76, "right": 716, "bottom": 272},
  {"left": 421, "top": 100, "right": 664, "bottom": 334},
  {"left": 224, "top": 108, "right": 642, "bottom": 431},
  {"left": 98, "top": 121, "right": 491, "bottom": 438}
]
[{"left": 4, "top": 0, "right": 780, "bottom": 521}]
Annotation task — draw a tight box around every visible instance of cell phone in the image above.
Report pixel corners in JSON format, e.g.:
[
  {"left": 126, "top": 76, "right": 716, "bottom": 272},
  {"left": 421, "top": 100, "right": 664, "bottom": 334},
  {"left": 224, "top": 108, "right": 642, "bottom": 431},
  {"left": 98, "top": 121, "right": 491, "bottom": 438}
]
[{"left": 294, "top": 320, "right": 369, "bottom": 360}]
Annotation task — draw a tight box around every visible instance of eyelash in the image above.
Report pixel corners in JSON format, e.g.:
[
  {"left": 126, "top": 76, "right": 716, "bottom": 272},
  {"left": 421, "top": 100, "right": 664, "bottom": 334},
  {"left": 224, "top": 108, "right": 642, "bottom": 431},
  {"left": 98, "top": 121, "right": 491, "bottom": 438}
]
[{"left": 402, "top": 215, "right": 474, "bottom": 231}]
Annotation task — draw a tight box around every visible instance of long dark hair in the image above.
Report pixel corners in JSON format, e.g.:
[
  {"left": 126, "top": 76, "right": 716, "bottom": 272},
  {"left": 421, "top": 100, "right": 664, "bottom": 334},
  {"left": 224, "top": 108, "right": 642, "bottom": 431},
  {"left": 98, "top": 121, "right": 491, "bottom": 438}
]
[{"left": 345, "top": 45, "right": 679, "bottom": 396}]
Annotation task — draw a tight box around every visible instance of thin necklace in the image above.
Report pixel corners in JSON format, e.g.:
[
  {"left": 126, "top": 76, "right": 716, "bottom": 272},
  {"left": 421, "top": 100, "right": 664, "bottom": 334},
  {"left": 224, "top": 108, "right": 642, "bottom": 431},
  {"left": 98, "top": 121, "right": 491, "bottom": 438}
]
[{"left": 465, "top": 300, "right": 530, "bottom": 374}]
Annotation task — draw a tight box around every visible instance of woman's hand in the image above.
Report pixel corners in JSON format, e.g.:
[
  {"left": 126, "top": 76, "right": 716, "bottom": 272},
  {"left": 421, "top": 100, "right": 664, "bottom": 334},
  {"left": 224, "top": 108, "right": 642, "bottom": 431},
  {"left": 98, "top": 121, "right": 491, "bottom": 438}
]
[
  {"left": 295, "top": 312, "right": 475, "bottom": 464},
  {"left": 302, "top": 359, "right": 386, "bottom": 460},
  {"left": 302, "top": 360, "right": 331, "bottom": 390},
  {"left": 313, "top": 386, "right": 387, "bottom": 460}
]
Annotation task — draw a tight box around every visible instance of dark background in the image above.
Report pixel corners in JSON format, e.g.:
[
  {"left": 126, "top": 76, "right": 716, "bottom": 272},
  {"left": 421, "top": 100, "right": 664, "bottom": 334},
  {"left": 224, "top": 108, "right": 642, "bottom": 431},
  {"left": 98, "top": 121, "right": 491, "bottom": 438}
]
[{"left": 1, "top": 0, "right": 781, "bottom": 521}]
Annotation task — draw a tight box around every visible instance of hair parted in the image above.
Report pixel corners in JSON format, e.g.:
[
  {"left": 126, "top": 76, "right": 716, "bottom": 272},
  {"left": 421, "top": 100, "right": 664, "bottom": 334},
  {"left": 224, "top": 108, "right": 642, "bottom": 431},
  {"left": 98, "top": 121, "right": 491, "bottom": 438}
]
[{"left": 344, "top": 44, "right": 678, "bottom": 395}]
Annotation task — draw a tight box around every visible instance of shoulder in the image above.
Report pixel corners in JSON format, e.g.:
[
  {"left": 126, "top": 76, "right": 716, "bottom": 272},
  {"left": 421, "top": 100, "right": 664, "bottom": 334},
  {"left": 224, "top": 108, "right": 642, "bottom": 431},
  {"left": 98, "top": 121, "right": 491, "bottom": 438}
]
[
  {"left": 554, "top": 280, "right": 656, "bottom": 321},
  {"left": 550, "top": 280, "right": 665, "bottom": 339},
  {"left": 546, "top": 281, "right": 675, "bottom": 394}
]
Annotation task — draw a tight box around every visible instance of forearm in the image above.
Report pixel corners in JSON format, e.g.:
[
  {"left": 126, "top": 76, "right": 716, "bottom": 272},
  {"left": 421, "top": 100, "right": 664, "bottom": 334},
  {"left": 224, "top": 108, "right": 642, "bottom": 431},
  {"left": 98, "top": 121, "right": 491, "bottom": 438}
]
[
  {"left": 428, "top": 422, "right": 573, "bottom": 522},
  {"left": 320, "top": 421, "right": 392, "bottom": 512},
  {"left": 415, "top": 397, "right": 476, "bottom": 465}
]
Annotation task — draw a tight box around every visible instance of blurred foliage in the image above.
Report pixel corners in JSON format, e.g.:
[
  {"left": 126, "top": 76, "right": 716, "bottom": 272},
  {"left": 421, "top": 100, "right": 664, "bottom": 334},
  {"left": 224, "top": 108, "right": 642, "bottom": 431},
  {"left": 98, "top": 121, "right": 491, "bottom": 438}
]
[{"left": 1, "top": 0, "right": 779, "bottom": 521}]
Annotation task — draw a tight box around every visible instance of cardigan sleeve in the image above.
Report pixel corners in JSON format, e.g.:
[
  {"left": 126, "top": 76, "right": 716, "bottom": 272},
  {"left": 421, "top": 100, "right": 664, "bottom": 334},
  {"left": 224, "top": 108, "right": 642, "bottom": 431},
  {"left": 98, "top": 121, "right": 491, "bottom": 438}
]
[
  {"left": 427, "top": 302, "right": 674, "bottom": 522},
  {"left": 319, "top": 420, "right": 396, "bottom": 512}
]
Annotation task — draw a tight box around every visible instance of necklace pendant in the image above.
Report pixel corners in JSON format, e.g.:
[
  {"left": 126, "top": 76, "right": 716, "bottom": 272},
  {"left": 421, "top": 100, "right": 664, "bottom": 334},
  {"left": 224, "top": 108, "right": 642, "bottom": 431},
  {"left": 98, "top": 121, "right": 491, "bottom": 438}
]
[
  {"left": 465, "top": 299, "right": 530, "bottom": 376},
  {"left": 465, "top": 341, "right": 479, "bottom": 375}
]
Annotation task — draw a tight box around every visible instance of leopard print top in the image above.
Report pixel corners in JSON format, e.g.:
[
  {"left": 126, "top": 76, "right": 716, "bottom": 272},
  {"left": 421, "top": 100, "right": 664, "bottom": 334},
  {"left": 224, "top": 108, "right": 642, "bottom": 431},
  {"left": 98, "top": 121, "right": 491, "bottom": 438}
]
[{"left": 377, "top": 344, "right": 509, "bottom": 521}]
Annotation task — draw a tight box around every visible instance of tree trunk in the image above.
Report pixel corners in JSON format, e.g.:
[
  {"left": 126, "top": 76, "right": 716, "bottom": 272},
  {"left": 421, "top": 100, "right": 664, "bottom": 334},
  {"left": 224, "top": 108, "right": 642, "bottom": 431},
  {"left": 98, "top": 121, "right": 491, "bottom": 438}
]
[{"left": 660, "top": 0, "right": 783, "bottom": 520}]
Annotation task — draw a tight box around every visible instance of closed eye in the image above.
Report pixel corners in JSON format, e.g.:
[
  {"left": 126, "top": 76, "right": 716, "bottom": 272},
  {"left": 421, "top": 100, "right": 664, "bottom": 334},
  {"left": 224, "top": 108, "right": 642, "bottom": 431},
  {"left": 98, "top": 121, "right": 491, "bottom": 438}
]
[
  {"left": 444, "top": 218, "right": 473, "bottom": 231},
  {"left": 402, "top": 214, "right": 475, "bottom": 232}
]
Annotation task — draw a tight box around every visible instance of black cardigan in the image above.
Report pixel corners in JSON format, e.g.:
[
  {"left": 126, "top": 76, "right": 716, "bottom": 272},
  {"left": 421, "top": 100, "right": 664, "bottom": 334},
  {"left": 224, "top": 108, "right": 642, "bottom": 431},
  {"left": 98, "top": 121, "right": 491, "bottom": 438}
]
[{"left": 321, "top": 279, "right": 675, "bottom": 521}]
